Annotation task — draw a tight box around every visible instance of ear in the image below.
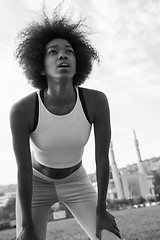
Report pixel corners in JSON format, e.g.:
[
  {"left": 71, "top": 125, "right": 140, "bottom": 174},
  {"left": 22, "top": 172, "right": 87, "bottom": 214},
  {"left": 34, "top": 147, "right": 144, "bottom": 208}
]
[{"left": 41, "top": 70, "right": 45, "bottom": 75}]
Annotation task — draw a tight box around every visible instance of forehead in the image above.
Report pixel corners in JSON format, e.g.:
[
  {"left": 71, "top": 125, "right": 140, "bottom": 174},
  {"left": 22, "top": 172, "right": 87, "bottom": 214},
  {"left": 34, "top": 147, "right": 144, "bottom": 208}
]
[{"left": 46, "top": 38, "right": 72, "bottom": 49}]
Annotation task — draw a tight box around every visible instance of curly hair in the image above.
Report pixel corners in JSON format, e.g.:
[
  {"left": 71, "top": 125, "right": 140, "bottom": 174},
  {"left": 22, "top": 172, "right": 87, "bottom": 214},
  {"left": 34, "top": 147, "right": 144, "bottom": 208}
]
[{"left": 15, "top": 14, "right": 100, "bottom": 89}]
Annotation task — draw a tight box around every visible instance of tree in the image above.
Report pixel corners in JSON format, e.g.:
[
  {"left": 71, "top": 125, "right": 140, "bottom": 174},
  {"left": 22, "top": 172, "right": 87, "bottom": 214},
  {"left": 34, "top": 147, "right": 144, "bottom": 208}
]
[
  {"left": 134, "top": 197, "right": 146, "bottom": 205},
  {"left": 5, "top": 198, "right": 16, "bottom": 213},
  {"left": 153, "top": 171, "right": 160, "bottom": 201},
  {"left": 0, "top": 198, "right": 16, "bottom": 221}
]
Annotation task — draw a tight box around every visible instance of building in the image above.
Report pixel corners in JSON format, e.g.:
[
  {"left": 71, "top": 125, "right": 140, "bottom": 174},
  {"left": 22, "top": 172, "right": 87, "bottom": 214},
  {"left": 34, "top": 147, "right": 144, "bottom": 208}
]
[{"left": 107, "top": 131, "right": 155, "bottom": 200}]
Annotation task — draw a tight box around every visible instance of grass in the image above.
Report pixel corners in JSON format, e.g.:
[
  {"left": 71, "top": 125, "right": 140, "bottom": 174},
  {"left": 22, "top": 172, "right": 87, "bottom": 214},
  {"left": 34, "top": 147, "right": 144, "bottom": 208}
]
[
  {"left": 114, "top": 205, "right": 160, "bottom": 240},
  {"left": 0, "top": 205, "right": 160, "bottom": 240}
]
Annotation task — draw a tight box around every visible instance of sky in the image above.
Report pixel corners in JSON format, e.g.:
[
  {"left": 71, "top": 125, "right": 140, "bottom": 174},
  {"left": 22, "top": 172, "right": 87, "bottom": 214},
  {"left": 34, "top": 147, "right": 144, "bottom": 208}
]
[{"left": 0, "top": 0, "right": 160, "bottom": 185}]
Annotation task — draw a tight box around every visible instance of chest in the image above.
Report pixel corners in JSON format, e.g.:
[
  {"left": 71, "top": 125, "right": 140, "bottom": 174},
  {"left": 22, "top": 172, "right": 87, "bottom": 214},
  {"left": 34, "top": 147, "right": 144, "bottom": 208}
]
[
  {"left": 45, "top": 101, "right": 76, "bottom": 116},
  {"left": 31, "top": 106, "right": 91, "bottom": 151}
]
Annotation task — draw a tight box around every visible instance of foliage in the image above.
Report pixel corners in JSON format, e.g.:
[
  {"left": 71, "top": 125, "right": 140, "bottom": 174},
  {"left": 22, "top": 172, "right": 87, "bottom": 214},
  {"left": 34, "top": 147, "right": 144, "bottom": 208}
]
[
  {"left": 0, "top": 185, "right": 16, "bottom": 194},
  {"left": 0, "top": 198, "right": 16, "bottom": 221},
  {"left": 153, "top": 171, "right": 160, "bottom": 201},
  {"left": 147, "top": 197, "right": 156, "bottom": 203},
  {"left": 106, "top": 197, "right": 147, "bottom": 210},
  {"left": 5, "top": 198, "right": 16, "bottom": 214},
  {"left": 133, "top": 196, "right": 146, "bottom": 205}
]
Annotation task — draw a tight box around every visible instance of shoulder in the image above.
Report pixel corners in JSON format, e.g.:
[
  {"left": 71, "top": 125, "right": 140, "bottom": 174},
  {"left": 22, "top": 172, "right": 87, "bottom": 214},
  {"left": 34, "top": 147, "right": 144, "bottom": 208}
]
[
  {"left": 10, "top": 92, "right": 37, "bottom": 115},
  {"left": 79, "top": 87, "right": 109, "bottom": 110},
  {"left": 10, "top": 92, "right": 38, "bottom": 130},
  {"left": 79, "top": 87, "right": 108, "bottom": 104},
  {"left": 78, "top": 87, "right": 110, "bottom": 123}
]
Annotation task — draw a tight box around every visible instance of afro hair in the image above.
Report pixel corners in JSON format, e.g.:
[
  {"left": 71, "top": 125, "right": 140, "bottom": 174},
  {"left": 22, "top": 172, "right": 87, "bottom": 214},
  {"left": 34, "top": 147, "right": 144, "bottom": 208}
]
[{"left": 15, "top": 13, "right": 100, "bottom": 89}]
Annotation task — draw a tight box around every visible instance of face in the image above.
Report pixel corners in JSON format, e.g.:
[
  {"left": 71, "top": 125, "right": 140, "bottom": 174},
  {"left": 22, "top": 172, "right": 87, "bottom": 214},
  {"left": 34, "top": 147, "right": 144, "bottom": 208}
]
[{"left": 44, "top": 38, "right": 76, "bottom": 81}]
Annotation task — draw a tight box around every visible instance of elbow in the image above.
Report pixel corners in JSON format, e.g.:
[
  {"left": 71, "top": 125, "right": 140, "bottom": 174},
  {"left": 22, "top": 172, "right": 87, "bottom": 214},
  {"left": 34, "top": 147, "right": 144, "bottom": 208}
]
[
  {"left": 96, "top": 154, "right": 109, "bottom": 168},
  {"left": 17, "top": 167, "right": 33, "bottom": 180},
  {"left": 96, "top": 151, "right": 109, "bottom": 162}
]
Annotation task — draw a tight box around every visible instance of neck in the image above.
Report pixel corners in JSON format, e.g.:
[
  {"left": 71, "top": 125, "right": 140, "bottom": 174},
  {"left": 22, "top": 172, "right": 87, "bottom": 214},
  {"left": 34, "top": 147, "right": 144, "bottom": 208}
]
[{"left": 45, "top": 80, "right": 75, "bottom": 105}]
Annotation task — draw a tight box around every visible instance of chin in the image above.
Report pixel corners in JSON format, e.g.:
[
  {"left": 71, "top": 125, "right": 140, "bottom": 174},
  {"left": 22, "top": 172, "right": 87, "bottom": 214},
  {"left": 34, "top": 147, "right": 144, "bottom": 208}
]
[
  {"left": 58, "top": 72, "right": 75, "bottom": 79},
  {"left": 56, "top": 74, "right": 74, "bottom": 81}
]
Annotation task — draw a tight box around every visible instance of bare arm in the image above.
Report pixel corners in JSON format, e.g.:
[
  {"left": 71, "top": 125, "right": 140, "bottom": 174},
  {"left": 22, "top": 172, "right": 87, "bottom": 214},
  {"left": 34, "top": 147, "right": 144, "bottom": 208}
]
[
  {"left": 93, "top": 91, "right": 121, "bottom": 239},
  {"left": 93, "top": 92, "right": 111, "bottom": 213},
  {"left": 78, "top": 88, "right": 111, "bottom": 204},
  {"left": 10, "top": 101, "right": 34, "bottom": 229},
  {"left": 10, "top": 94, "right": 39, "bottom": 240}
]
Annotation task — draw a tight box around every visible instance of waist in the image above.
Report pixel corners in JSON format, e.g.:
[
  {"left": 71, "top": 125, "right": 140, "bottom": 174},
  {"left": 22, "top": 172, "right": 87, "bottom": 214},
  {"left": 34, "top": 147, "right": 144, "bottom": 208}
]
[{"left": 32, "top": 159, "right": 82, "bottom": 179}]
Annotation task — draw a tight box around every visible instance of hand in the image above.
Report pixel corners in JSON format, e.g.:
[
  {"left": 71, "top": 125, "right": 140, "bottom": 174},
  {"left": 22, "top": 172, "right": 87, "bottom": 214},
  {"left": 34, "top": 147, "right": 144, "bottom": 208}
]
[
  {"left": 16, "top": 226, "right": 39, "bottom": 240},
  {"left": 96, "top": 210, "right": 121, "bottom": 239}
]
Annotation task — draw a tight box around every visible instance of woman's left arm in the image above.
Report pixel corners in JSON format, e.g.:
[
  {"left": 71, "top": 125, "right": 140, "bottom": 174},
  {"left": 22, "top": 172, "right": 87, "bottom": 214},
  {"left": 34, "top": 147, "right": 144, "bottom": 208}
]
[
  {"left": 93, "top": 91, "right": 121, "bottom": 239},
  {"left": 93, "top": 91, "right": 111, "bottom": 213}
]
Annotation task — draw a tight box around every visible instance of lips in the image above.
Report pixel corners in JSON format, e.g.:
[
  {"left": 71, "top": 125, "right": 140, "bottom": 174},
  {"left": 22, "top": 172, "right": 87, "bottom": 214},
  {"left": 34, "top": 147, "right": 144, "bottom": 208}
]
[{"left": 58, "top": 62, "right": 70, "bottom": 68}]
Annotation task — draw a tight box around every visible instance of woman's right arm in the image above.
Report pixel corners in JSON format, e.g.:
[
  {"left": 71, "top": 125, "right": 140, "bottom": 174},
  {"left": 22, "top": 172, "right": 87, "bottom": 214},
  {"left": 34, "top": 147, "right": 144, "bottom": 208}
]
[{"left": 10, "top": 98, "right": 38, "bottom": 239}]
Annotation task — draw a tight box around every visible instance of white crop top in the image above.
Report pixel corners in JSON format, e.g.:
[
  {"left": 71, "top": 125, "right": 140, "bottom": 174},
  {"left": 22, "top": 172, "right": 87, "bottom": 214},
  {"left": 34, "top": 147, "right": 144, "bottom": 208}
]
[{"left": 30, "top": 87, "right": 92, "bottom": 168}]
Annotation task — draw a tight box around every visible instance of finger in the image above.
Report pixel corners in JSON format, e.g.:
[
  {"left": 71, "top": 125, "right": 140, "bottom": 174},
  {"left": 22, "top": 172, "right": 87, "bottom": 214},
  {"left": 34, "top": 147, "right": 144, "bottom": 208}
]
[
  {"left": 112, "top": 219, "right": 119, "bottom": 231},
  {"left": 103, "top": 225, "right": 121, "bottom": 239},
  {"left": 113, "top": 224, "right": 120, "bottom": 232},
  {"left": 96, "top": 230, "right": 100, "bottom": 239},
  {"left": 102, "top": 228, "right": 121, "bottom": 239},
  {"left": 108, "top": 211, "right": 115, "bottom": 219},
  {"left": 113, "top": 221, "right": 120, "bottom": 231},
  {"left": 116, "top": 231, "right": 121, "bottom": 239},
  {"left": 96, "top": 228, "right": 102, "bottom": 240},
  {"left": 111, "top": 229, "right": 121, "bottom": 239},
  {"left": 102, "top": 220, "right": 119, "bottom": 233},
  {"left": 113, "top": 223, "right": 121, "bottom": 234},
  {"left": 96, "top": 227, "right": 99, "bottom": 239}
]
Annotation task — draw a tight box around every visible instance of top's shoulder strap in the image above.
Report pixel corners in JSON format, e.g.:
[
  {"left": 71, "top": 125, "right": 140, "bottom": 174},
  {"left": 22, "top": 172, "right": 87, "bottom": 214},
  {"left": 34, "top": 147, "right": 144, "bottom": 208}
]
[
  {"left": 78, "top": 87, "right": 92, "bottom": 125},
  {"left": 30, "top": 92, "right": 39, "bottom": 132}
]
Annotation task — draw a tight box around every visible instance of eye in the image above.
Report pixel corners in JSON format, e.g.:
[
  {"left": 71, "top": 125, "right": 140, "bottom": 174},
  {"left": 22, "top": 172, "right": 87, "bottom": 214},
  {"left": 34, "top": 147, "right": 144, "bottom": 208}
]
[
  {"left": 48, "top": 49, "right": 57, "bottom": 55},
  {"left": 66, "top": 49, "right": 74, "bottom": 54}
]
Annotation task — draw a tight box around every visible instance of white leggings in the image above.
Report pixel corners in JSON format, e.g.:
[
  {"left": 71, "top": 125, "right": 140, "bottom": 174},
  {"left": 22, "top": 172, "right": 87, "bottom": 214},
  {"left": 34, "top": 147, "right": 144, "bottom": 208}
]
[{"left": 16, "top": 165, "right": 120, "bottom": 240}]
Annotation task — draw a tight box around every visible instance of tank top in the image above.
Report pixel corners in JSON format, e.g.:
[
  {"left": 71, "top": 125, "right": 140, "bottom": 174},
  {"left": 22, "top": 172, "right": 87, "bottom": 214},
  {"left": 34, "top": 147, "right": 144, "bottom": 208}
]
[{"left": 30, "top": 87, "right": 92, "bottom": 168}]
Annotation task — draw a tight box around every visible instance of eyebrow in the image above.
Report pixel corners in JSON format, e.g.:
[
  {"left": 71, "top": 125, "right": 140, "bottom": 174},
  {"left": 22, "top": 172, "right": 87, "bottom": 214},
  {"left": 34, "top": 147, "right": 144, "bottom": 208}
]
[{"left": 47, "top": 44, "right": 73, "bottom": 50}]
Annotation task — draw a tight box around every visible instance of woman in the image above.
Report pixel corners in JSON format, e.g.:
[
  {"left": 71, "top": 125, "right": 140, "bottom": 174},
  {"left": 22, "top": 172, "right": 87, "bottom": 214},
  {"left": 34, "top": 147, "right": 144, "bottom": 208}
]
[{"left": 10, "top": 13, "right": 121, "bottom": 240}]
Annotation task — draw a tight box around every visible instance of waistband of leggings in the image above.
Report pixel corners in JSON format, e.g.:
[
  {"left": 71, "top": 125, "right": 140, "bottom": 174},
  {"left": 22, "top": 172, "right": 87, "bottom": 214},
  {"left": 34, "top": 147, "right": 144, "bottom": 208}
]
[
  {"left": 32, "top": 159, "right": 82, "bottom": 179},
  {"left": 33, "top": 164, "right": 88, "bottom": 184}
]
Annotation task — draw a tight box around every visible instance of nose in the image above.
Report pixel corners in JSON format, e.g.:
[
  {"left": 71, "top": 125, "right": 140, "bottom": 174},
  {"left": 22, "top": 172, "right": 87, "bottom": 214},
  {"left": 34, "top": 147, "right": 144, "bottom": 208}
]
[{"left": 59, "top": 53, "right": 67, "bottom": 60}]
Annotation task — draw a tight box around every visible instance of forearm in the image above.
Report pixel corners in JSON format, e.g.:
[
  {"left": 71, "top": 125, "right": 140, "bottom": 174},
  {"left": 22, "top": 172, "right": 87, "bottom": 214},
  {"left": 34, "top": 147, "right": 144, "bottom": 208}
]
[
  {"left": 17, "top": 170, "right": 33, "bottom": 228},
  {"left": 96, "top": 156, "right": 110, "bottom": 213}
]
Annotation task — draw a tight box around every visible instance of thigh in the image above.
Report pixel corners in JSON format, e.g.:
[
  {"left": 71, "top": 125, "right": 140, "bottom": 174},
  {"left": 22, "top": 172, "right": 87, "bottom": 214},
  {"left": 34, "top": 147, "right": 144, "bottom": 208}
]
[
  {"left": 16, "top": 195, "right": 51, "bottom": 240},
  {"left": 32, "top": 205, "right": 51, "bottom": 240},
  {"left": 16, "top": 175, "right": 58, "bottom": 240},
  {"left": 64, "top": 179, "right": 119, "bottom": 240}
]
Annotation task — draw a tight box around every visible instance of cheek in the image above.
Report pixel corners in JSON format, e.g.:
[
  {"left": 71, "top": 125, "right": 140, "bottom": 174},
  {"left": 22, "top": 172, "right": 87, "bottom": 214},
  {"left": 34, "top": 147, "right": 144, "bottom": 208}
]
[
  {"left": 44, "top": 58, "right": 56, "bottom": 71},
  {"left": 73, "top": 57, "right": 77, "bottom": 71}
]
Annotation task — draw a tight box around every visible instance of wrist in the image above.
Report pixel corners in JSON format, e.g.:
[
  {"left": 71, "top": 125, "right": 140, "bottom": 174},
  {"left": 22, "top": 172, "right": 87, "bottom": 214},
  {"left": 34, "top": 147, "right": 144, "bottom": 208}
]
[
  {"left": 96, "top": 203, "right": 106, "bottom": 214},
  {"left": 22, "top": 221, "right": 34, "bottom": 230}
]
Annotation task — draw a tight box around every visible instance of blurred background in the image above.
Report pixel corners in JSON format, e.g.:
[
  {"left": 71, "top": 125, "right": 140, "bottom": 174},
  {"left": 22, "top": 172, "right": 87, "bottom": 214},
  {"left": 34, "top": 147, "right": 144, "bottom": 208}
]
[{"left": 0, "top": 0, "right": 160, "bottom": 185}]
